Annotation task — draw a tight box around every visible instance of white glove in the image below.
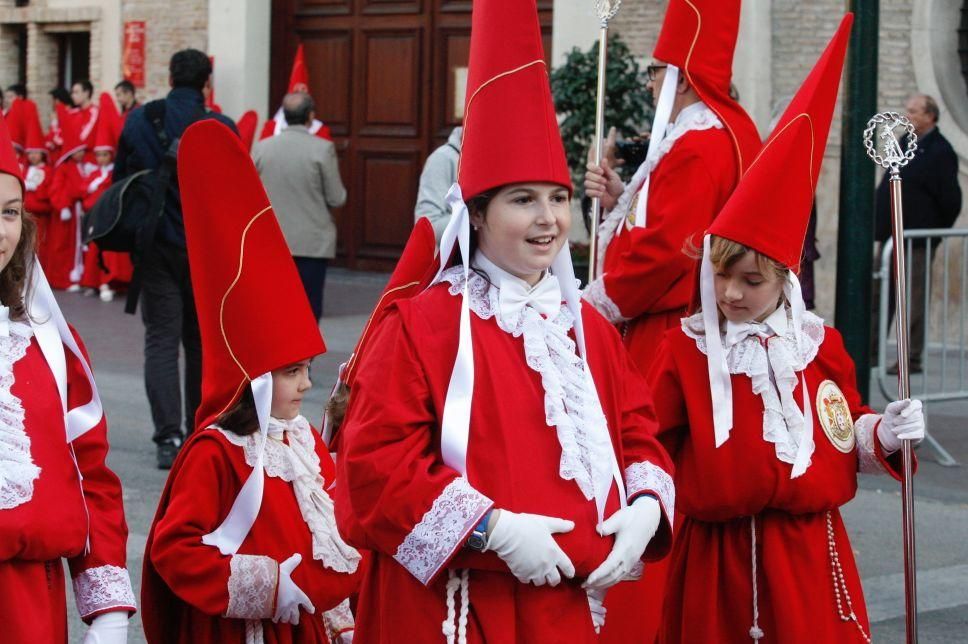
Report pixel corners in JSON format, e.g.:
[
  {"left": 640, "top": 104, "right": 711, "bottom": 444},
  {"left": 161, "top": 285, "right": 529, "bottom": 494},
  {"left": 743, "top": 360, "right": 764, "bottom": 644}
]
[
  {"left": 584, "top": 496, "right": 662, "bottom": 590},
  {"left": 339, "top": 631, "right": 354, "bottom": 643},
  {"left": 878, "top": 399, "right": 925, "bottom": 453},
  {"left": 486, "top": 509, "right": 576, "bottom": 586},
  {"left": 82, "top": 611, "right": 128, "bottom": 644},
  {"left": 60, "top": 207, "right": 72, "bottom": 222},
  {"left": 273, "top": 553, "right": 315, "bottom": 625},
  {"left": 586, "top": 587, "right": 607, "bottom": 634}
]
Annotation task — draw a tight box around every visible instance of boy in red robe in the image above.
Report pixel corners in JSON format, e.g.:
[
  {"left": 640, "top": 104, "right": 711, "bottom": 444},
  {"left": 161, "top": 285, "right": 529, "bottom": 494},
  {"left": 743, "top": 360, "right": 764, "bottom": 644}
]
[
  {"left": 649, "top": 16, "right": 924, "bottom": 642},
  {"left": 48, "top": 112, "right": 95, "bottom": 290},
  {"left": 142, "top": 120, "right": 362, "bottom": 644}
]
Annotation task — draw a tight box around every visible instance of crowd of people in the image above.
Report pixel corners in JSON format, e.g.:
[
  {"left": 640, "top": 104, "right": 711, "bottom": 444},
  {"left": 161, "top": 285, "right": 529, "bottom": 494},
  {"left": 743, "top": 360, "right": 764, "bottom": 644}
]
[{"left": 0, "top": 0, "right": 944, "bottom": 643}]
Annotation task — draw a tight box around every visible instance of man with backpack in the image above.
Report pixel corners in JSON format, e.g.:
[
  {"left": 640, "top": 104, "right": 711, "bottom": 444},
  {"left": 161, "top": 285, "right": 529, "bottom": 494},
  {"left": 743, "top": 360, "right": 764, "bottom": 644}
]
[{"left": 114, "top": 49, "right": 237, "bottom": 469}]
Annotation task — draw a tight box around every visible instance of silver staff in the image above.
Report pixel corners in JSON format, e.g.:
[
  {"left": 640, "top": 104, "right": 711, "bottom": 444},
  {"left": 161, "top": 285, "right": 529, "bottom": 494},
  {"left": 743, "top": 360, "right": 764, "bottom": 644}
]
[
  {"left": 864, "top": 111, "right": 919, "bottom": 643},
  {"left": 587, "top": 0, "right": 621, "bottom": 283}
]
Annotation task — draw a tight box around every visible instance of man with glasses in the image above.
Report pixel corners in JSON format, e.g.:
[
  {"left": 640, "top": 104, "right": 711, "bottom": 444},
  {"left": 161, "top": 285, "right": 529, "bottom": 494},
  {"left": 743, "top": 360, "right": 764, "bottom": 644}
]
[{"left": 582, "top": 1, "right": 762, "bottom": 642}]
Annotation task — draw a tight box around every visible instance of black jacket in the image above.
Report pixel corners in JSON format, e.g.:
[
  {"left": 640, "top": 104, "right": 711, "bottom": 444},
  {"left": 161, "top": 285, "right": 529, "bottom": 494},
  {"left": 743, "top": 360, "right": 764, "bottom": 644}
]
[
  {"left": 114, "top": 87, "right": 237, "bottom": 246},
  {"left": 875, "top": 127, "right": 962, "bottom": 242}
]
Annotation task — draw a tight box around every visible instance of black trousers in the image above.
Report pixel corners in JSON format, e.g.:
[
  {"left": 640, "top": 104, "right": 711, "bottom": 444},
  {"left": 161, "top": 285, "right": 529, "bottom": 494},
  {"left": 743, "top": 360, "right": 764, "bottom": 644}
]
[
  {"left": 140, "top": 241, "right": 202, "bottom": 445},
  {"left": 294, "top": 256, "right": 329, "bottom": 321},
  {"left": 873, "top": 240, "right": 933, "bottom": 366}
]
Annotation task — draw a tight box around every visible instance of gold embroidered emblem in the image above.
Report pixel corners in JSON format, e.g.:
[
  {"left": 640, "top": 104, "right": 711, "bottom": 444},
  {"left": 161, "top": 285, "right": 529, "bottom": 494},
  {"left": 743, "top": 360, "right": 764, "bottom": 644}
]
[
  {"left": 816, "top": 380, "right": 855, "bottom": 453},
  {"left": 625, "top": 192, "right": 640, "bottom": 230}
]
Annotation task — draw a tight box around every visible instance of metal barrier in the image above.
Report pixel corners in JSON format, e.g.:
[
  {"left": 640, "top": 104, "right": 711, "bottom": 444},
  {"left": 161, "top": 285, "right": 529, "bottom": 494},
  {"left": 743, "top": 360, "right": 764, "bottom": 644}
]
[{"left": 874, "top": 228, "right": 968, "bottom": 466}]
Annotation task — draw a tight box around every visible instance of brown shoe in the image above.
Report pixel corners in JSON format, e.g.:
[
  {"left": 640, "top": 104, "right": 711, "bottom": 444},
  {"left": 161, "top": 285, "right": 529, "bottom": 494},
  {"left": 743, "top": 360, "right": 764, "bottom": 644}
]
[{"left": 886, "top": 362, "right": 922, "bottom": 375}]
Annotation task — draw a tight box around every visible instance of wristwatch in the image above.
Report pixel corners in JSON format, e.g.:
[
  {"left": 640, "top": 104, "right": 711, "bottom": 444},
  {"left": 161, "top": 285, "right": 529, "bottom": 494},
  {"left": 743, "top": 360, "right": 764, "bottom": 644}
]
[{"left": 466, "top": 510, "right": 492, "bottom": 552}]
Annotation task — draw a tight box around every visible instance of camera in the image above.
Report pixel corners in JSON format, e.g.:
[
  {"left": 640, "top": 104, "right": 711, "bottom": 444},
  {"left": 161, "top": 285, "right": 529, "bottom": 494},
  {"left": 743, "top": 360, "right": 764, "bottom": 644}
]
[{"left": 615, "top": 139, "right": 648, "bottom": 168}]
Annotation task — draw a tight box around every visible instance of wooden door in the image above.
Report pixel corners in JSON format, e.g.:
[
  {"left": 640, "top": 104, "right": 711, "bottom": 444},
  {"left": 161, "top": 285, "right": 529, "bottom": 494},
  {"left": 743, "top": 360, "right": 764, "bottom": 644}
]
[{"left": 271, "top": 0, "right": 553, "bottom": 270}]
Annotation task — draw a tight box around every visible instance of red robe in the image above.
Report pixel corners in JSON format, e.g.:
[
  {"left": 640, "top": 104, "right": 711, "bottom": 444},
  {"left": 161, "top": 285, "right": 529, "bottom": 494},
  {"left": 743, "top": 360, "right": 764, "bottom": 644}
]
[
  {"left": 80, "top": 165, "right": 133, "bottom": 289},
  {"left": 0, "top": 323, "right": 136, "bottom": 643},
  {"left": 47, "top": 160, "right": 95, "bottom": 289},
  {"left": 25, "top": 163, "right": 53, "bottom": 268},
  {"left": 142, "top": 422, "right": 362, "bottom": 643},
  {"left": 338, "top": 272, "right": 675, "bottom": 643},
  {"left": 71, "top": 104, "right": 100, "bottom": 162},
  {"left": 649, "top": 320, "right": 909, "bottom": 643}
]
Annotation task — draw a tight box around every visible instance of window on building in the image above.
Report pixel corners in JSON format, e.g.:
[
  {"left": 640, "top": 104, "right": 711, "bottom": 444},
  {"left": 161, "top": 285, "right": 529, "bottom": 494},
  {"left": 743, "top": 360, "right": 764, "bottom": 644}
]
[
  {"left": 959, "top": 3, "right": 968, "bottom": 98},
  {"left": 57, "top": 32, "right": 90, "bottom": 90}
]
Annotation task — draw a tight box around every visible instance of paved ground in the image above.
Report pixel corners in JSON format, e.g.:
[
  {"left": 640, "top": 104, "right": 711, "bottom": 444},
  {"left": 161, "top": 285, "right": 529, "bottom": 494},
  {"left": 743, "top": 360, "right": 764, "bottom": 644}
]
[{"left": 56, "top": 269, "right": 967, "bottom": 642}]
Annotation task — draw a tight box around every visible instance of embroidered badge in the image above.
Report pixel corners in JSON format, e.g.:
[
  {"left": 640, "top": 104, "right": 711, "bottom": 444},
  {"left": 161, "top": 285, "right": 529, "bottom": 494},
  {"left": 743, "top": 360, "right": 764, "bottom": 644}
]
[
  {"left": 625, "top": 192, "right": 640, "bottom": 230},
  {"left": 816, "top": 380, "right": 855, "bottom": 453}
]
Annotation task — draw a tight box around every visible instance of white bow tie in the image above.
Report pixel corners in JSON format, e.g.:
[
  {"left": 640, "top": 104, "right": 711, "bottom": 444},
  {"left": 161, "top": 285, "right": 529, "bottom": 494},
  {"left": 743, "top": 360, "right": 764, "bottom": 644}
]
[
  {"left": 0, "top": 306, "right": 9, "bottom": 338},
  {"left": 723, "top": 319, "right": 774, "bottom": 350},
  {"left": 267, "top": 415, "right": 308, "bottom": 440},
  {"left": 498, "top": 275, "right": 562, "bottom": 324}
]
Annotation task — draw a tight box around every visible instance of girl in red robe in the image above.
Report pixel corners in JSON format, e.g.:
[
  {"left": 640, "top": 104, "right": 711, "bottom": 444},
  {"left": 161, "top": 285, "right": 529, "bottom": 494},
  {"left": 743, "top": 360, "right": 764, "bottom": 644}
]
[
  {"left": 650, "top": 17, "right": 924, "bottom": 643},
  {"left": 0, "top": 109, "right": 136, "bottom": 642},
  {"left": 47, "top": 113, "right": 93, "bottom": 291},
  {"left": 335, "top": 2, "right": 675, "bottom": 642},
  {"left": 142, "top": 119, "right": 361, "bottom": 644},
  {"left": 24, "top": 149, "right": 52, "bottom": 268}
]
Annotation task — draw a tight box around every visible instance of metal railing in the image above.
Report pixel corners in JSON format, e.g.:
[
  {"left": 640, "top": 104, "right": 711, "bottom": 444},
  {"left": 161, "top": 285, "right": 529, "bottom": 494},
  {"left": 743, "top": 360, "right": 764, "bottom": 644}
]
[{"left": 874, "top": 228, "right": 968, "bottom": 466}]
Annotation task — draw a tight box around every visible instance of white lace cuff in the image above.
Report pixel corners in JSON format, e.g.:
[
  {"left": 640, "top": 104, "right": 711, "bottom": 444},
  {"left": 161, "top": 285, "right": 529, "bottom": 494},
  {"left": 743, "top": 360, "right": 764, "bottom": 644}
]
[
  {"left": 393, "top": 477, "right": 493, "bottom": 585},
  {"left": 855, "top": 414, "right": 888, "bottom": 475},
  {"left": 323, "top": 598, "right": 355, "bottom": 638},
  {"left": 582, "top": 278, "right": 626, "bottom": 324},
  {"left": 72, "top": 565, "right": 137, "bottom": 619},
  {"left": 225, "top": 554, "right": 278, "bottom": 620},
  {"left": 625, "top": 461, "right": 675, "bottom": 526}
]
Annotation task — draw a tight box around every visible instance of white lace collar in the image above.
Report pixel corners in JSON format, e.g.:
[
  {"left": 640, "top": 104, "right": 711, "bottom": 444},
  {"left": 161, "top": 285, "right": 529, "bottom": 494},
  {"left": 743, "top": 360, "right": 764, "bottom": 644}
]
[
  {"left": 0, "top": 322, "right": 39, "bottom": 510},
  {"left": 597, "top": 102, "right": 724, "bottom": 271},
  {"left": 436, "top": 265, "right": 616, "bottom": 505},
  {"left": 682, "top": 304, "right": 825, "bottom": 473},
  {"left": 218, "top": 415, "right": 361, "bottom": 573}
]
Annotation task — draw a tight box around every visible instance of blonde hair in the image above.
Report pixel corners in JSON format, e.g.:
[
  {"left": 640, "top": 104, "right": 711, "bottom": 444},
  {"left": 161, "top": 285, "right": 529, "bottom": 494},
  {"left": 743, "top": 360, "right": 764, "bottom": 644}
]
[{"left": 707, "top": 235, "right": 789, "bottom": 282}]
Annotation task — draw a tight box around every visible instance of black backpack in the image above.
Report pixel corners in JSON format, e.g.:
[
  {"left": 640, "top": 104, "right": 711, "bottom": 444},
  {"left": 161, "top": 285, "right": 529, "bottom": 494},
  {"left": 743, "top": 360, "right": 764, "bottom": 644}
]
[{"left": 81, "top": 101, "right": 176, "bottom": 313}]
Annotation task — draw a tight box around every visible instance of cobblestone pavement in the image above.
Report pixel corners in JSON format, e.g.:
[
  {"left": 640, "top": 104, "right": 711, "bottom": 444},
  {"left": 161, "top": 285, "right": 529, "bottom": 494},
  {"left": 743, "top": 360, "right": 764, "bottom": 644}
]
[{"left": 56, "top": 269, "right": 966, "bottom": 642}]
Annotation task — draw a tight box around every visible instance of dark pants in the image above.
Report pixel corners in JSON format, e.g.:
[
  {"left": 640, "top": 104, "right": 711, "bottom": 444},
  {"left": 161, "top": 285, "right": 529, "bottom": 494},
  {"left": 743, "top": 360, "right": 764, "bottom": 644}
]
[
  {"left": 294, "top": 256, "right": 328, "bottom": 321},
  {"left": 873, "top": 240, "right": 932, "bottom": 367},
  {"left": 140, "top": 241, "right": 202, "bottom": 445}
]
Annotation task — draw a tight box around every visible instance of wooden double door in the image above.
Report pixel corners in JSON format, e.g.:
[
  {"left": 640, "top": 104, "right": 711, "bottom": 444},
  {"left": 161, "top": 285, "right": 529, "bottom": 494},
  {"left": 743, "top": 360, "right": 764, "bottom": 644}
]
[{"left": 271, "top": 0, "right": 553, "bottom": 270}]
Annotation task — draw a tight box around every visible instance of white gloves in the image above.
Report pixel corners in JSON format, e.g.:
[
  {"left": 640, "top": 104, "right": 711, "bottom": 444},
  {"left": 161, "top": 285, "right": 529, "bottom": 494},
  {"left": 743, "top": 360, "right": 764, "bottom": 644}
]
[
  {"left": 584, "top": 496, "right": 661, "bottom": 590},
  {"left": 586, "top": 587, "right": 607, "bottom": 634},
  {"left": 879, "top": 399, "right": 925, "bottom": 453},
  {"left": 82, "top": 611, "right": 128, "bottom": 644},
  {"left": 274, "top": 553, "right": 315, "bottom": 625},
  {"left": 60, "top": 207, "right": 72, "bottom": 222},
  {"left": 486, "top": 509, "right": 576, "bottom": 586},
  {"left": 339, "top": 631, "right": 354, "bottom": 643}
]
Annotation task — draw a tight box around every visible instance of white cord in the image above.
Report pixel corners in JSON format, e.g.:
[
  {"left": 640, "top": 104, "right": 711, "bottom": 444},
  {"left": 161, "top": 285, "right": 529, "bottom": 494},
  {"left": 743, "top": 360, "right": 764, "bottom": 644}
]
[
  {"left": 749, "top": 516, "right": 764, "bottom": 640},
  {"left": 244, "top": 619, "right": 264, "bottom": 644},
  {"left": 441, "top": 569, "right": 471, "bottom": 644}
]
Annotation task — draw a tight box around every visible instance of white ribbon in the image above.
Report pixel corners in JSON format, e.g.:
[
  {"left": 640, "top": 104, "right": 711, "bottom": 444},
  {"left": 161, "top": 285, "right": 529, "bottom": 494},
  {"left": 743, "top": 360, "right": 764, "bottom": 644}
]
[
  {"left": 498, "top": 276, "right": 561, "bottom": 322},
  {"left": 0, "top": 306, "right": 9, "bottom": 338},
  {"left": 202, "top": 372, "right": 273, "bottom": 555},
  {"left": 633, "top": 65, "right": 680, "bottom": 229}
]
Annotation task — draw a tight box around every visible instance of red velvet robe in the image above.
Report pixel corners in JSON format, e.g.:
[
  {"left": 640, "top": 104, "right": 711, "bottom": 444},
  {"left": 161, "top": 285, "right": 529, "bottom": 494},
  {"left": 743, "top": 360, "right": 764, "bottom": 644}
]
[
  {"left": 25, "top": 163, "right": 53, "bottom": 269},
  {"left": 0, "top": 323, "right": 135, "bottom": 643},
  {"left": 47, "top": 160, "right": 94, "bottom": 289},
  {"left": 337, "top": 278, "right": 675, "bottom": 643},
  {"left": 142, "top": 425, "right": 362, "bottom": 643},
  {"left": 649, "top": 323, "right": 908, "bottom": 643},
  {"left": 79, "top": 165, "right": 133, "bottom": 289}
]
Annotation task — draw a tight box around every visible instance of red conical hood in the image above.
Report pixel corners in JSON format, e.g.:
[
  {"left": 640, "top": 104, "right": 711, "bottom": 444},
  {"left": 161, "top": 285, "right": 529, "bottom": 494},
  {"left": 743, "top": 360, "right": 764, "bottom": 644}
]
[
  {"left": 22, "top": 100, "right": 46, "bottom": 155},
  {"left": 654, "top": 0, "right": 762, "bottom": 175},
  {"left": 93, "top": 92, "right": 121, "bottom": 152},
  {"left": 288, "top": 45, "right": 310, "bottom": 94},
  {"left": 5, "top": 99, "right": 25, "bottom": 151},
  {"left": 457, "top": 0, "right": 570, "bottom": 199},
  {"left": 237, "top": 110, "right": 258, "bottom": 151},
  {"left": 56, "top": 104, "right": 86, "bottom": 166},
  {"left": 343, "top": 217, "right": 439, "bottom": 389},
  {"left": 178, "top": 119, "right": 326, "bottom": 431},
  {"left": 0, "top": 111, "right": 24, "bottom": 190},
  {"left": 709, "top": 14, "right": 853, "bottom": 269}
]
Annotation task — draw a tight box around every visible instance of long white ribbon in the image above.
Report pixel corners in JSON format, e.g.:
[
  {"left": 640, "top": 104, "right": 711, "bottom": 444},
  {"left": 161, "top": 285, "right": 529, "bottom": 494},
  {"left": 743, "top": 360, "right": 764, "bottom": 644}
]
[
  {"left": 633, "top": 65, "right": 679, "bottom": 229},
  {"left": 201, "top": 372, "right": 273, "bottom": 555}
]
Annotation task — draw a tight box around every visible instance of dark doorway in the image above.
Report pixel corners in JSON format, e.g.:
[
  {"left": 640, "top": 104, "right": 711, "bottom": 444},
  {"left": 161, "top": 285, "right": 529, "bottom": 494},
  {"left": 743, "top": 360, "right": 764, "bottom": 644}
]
[{"left": 57, "top": 31, "right": 91, "bottom": 90}]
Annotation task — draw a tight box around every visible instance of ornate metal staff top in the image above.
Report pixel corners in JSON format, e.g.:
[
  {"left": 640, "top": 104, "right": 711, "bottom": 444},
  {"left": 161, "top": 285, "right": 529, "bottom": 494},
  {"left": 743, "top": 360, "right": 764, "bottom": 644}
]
[
  {"left": 595, "top": 0, "right": 621, "bottom": 25},
  {"left": 863, "top": 111, "right": 918, "bottom": 176}
]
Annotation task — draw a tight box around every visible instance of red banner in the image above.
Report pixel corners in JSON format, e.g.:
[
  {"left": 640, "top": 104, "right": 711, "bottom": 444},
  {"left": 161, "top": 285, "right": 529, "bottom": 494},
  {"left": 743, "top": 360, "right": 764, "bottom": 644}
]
[{"left": 122, "top": 21, "right": 146, "bottom": 88}]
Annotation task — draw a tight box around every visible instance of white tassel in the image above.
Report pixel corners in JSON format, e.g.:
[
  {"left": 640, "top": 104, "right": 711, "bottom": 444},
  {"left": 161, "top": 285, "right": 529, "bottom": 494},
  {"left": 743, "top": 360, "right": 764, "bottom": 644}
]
[{"left": 749, "top": 516, "right": 764, "bottom": 640}]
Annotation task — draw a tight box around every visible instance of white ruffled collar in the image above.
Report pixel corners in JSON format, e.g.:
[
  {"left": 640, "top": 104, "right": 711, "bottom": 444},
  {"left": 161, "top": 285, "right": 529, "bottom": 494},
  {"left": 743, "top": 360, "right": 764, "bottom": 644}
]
[
  {"left": 437, "top": 264, "right": 615, "bottom": 505},
  {"left": 218, "top": 415, "right": 361, "bottom": 573},
  {"left": 682, "top": 305, "right": 825, "bottom": 473},
  {"left": 0, "top": 321, "right": 38, "bottom": 510}
]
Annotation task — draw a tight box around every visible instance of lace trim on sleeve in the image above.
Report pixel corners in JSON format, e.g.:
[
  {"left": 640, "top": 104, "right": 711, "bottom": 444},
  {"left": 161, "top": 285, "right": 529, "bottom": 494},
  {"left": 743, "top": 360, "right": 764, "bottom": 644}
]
[
  {"left": 624, "top": 461, "right": 675, "bottom": 525},
  {"left": 225, "top": 554, "right": 278, "bottom": 620},
  {"left": 393, "top": 477, "right": 493, "bottom": 586},
  {"left": 854, "top": 414, "right": 888, "bottom": 475},
  {"left": 0, "top": 323, "right": 38, "bottom": 510},
  {"left": 322, "top": 598, "right": 355, "bottom": 638},
  {"left": 72, "top": 564, "right": 137, "bottom": 619},
  {"left": 582, "top": 277, "right": 627, "bottom": 324}
]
